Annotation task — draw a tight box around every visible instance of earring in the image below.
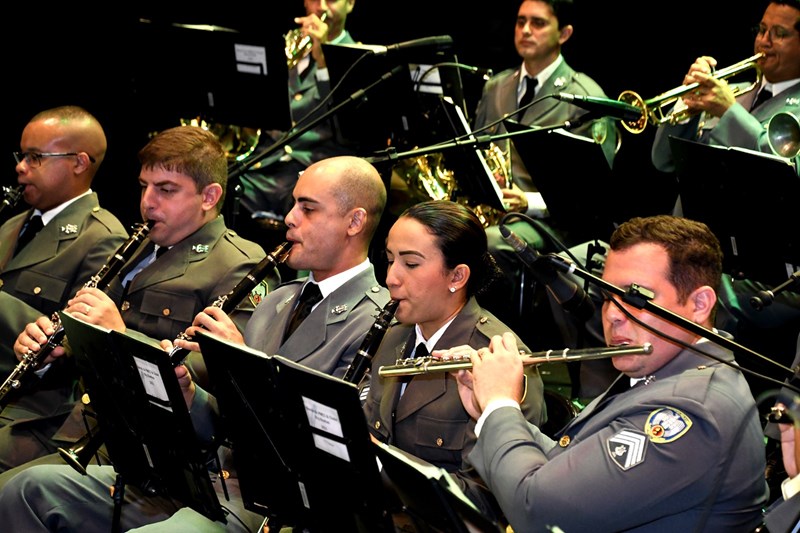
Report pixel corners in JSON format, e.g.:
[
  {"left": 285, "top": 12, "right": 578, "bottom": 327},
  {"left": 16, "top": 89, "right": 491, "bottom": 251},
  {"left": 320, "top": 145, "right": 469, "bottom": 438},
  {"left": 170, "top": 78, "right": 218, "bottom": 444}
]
[{"left": 449, "top": 286, "right": 456, "bottom": 293}]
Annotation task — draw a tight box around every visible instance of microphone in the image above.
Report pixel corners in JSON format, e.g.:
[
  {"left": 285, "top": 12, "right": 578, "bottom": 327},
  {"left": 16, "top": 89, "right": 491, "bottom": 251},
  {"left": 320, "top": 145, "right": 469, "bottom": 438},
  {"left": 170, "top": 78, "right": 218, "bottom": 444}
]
[
  {"left": 555, "top": 93, "right": 643, "bottom": 122},
  {"left": 373, "top": 35, "right": 454, "bottom": 56},
  {"left": 750, "top": 271, "right": 800, "bottom": 310},
  {"left": 499, "top": 225, "right": 595, "bottom": 321}
]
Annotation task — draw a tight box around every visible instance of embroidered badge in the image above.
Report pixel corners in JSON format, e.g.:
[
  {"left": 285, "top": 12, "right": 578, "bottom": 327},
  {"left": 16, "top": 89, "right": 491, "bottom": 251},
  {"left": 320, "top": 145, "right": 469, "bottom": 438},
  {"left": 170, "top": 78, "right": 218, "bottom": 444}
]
[
  {"left": 249, "top": 280, "right": 270, "bottom": 306},
  {"left": 606, "top": 430, "right": 646, "bottom": 470},
  {"left": 331, "top": 305, "right": 348, "bottom": 315},
  {"left": 787, "top": 97, "right": 798, "bottom": 105},
  {"left": 61, "top": 224, "right": 78, "bottom": 234},
  {"left": 645, "top": 407, "right": 692, "bottom": 443},
  {"left": 191, "top": 244, "right": 210, "bottom": 253},
  {"left": 553, "top": 76, "right": 566, "bottom": 88}
]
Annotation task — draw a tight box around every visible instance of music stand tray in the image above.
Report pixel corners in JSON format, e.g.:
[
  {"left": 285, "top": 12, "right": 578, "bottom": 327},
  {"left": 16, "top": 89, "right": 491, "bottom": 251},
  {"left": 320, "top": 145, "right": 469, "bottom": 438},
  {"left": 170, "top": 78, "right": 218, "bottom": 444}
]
[
  {"left": 60, "top": 311, "right": 224, "bottom": 523},
  {"left": 196, "top": 330, "right": 394, "bottom": 532},
  {"left": 503, "top": 119, "right": 618, "bottom": 244},
  {"left": 669, "top": 136, "right": 800, "bottom": 284}
]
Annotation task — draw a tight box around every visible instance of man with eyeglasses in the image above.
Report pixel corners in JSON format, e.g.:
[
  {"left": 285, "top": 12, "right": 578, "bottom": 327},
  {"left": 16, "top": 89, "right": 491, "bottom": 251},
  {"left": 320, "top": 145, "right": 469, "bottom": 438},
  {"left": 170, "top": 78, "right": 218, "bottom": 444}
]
[{"left": 0, "top": 105, "right": 128, "bottom": 470}]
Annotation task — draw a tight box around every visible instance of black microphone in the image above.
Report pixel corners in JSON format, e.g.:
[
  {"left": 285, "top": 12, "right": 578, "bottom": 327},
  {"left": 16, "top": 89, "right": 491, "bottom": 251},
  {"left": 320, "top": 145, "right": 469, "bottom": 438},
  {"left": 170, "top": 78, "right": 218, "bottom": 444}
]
[
  {"left": 555, "top": 93, "right": 643, "bottom": 122},
  {"left": 750, "top": 271, "right": 800, "bottom": 310},
  {"left": 373, "top": 35, "right": 454, "bottom": 56},
  {"left": 499, "top": 225, "right": 595, "bottom": 321}
]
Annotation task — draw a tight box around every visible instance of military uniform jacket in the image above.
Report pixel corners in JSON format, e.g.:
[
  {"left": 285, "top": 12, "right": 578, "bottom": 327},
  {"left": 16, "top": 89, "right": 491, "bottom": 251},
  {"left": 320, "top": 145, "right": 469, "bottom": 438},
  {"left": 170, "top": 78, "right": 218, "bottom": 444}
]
[
  {"left": 363, "top": 297, "right": 547, "bottom": 521},
  {"left": 0, "top": 193, "right": 128, "bottom": 375},
  {"left": 652, "top": 81, "right": 800, "bottom": 174},
  {"left": 470, "top": 342, "right": 768, "bottom": 533},
  {"left": 473, "top": 59, "right": 618, "bottom": 194}
]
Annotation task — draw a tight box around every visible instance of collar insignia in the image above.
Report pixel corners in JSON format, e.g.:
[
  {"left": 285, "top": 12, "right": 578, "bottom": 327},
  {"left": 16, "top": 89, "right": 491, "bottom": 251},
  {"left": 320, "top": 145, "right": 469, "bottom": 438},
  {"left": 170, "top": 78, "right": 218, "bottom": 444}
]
[
  {"left": 192, "top": 244, "right": 210, "bottom": 253},
  {"left": 553, "top": 76, "right": 566, "bottom": 88},
  {"left": 331, "top": 304, "right": 348, "bottom": 315},
  {"left": 607, "top": 430, "right": 647, "bottom": 470},
  {"left": 786, "top": 97, "right": 798, "bottom": 105},
  {"left": 61, "top": 224, "right": 78, "bottom": 234},
  {"left": 645, "top": 407, "right": 692, "bottom": 443}
]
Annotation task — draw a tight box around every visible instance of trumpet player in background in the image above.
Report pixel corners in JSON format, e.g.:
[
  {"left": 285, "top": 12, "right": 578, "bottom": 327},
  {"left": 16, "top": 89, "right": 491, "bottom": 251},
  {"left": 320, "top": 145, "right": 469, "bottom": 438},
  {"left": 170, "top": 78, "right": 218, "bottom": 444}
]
[
  {"left": 235, "top": 0, "right": 358, "bottom": 254},
  {"left": 0, "top": 126, "right": 276, "bottom": 532},
  {"left": 456, "top": 215, "right": 769, "bottom": 532},
  {"left": 0, "top": 106, "right": 128, "bottom": 471},
  {"left": 362, "top": 200, "right": 546, "bottom": 529}
]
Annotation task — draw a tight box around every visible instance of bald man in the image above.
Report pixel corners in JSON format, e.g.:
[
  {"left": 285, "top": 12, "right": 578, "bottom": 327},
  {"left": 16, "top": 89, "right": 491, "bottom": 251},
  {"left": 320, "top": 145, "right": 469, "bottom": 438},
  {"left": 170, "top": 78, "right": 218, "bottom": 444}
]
[{"left": 0, "top": 105, "right": 128, "bottom": 471}]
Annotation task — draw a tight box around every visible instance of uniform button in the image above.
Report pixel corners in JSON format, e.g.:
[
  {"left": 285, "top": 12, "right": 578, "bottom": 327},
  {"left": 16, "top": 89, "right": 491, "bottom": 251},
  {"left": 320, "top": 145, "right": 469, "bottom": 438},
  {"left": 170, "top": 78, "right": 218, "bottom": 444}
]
[
  {"left": 479, "top": 316, "right": 488, "bottom": 324},
  {"left": 559, "top": 435, "right": 571, "bottom": 447},
  {"left": 293, "top": 93, "right": 303, "bottom": 101},
  {"left": 436, "top": 438, "right": 443, "bottom": 447},
  {"left": 374, "top": 421, "right": 381, "bottom": 430},
  {"left": 92, "top": 207, "right": 100, "bottom": 212},
  {"left": 81, "top": 393, "right": 91, "bottom": 405},
  {"left": 162, "top": 308, "right": 171, "bottom": 316},
  {"left": 284, "top": 145, "right": 293, "bottom": 154},
  {"left": 121, "top": 301, "right": 130, "bottom": 311},
  {"left": 33, "top": 287, "right": 42, "bottom": 295},
  {"left": 371, "top": 286, "right": 381, "bottom": 293}
]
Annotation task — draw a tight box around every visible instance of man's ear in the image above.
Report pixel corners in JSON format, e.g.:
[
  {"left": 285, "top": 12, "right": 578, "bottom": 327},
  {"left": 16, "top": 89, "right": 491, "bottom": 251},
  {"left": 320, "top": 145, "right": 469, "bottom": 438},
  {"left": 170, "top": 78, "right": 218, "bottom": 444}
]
[
  {"left": 347, "top": 208, "right": 367, "bottom": 235},
  {"left": 201, "top": 183, "right": 224, "bottom": 211},
  {"left": 690, "top": 285, "right": 717, "bottom": 324}
]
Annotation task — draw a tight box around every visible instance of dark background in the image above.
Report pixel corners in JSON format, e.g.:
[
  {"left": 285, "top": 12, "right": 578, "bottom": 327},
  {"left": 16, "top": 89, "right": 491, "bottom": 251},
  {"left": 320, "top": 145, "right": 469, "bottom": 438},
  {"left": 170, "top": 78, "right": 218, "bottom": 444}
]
[{"left": 4, "top": 1, "right": 764, "bottom": 229}]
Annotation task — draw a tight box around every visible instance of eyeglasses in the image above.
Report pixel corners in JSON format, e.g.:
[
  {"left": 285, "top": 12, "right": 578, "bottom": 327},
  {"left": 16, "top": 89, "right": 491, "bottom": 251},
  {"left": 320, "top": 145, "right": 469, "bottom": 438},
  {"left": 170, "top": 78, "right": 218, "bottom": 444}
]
[
  {"left": 13, "top": 151, "right": 96, "bottom": 168},
  {"left": 754, "top": 24, "right": 798, "bottom": 42}
]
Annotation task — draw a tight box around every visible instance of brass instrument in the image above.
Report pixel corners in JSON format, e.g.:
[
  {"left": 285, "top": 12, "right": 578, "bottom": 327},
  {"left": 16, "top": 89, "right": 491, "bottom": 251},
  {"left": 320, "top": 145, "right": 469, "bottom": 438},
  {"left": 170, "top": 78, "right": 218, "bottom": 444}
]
[
  {"left": 168, "top": 241, "right": 292, "bottom": 366},
  {"left": 285, "top": 12, "right": 327, "bottom": 70},
  {"left": 767, "top": 111, "right": 800, "bottom": 159},
  {"left": 0, "top": 222, "right": 152, "bottom": 406},
  {"left": 58, "top": 422, "right": 103, "bottom": 475},
  {"left": 0, "top": 185, "right": 23, "bottom": 217},
  {"left": 378, "top": 343, "right": 653, "bottom": 377},
  {"left": 180, "top": 117, "right": 261, "bottom": 163},
  {"left": 618, "top": 53, "right": 765, "bottom": 134}
]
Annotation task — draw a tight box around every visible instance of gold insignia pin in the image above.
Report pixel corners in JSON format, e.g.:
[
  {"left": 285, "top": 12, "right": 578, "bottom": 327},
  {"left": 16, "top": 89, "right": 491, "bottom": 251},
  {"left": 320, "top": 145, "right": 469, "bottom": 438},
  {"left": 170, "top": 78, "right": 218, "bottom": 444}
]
[
  {"left": 331, "top": 305, "right": 348, "bottom": 314},
  {"left": 191, "top": 244, "right": 209, "bottom": 253},
  {"left": 61, "top": 224, "right": 78, "bottom": 234}
]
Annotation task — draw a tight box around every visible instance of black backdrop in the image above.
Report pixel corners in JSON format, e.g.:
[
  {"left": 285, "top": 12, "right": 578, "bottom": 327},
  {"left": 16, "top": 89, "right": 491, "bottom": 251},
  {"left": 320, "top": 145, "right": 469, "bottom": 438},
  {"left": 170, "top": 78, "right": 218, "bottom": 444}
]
[{"left": 4, "top": 1, "right": 764, "bottom": 230}]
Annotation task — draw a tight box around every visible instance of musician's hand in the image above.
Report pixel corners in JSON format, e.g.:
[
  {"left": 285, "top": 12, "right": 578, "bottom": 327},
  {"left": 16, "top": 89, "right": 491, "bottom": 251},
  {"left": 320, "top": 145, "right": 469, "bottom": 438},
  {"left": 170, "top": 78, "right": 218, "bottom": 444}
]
[
  {"left": 14, "top": 316, "right": 66, "bottom": 365},
  {"left": 174, "top": 364, "right": 196, "bottom": 408},
  {"left": 455, "top": 369, "right": 482, "bottom": 421},
  {"left": 502, "top": 185, "right": 529, "bottom": 214},
  {"left": 681, "top": 55, "right": 736, "bottom": 118},
  {"left": 294, "top": 12, "right": 329, "bottom": 67},
  {"left": 776, "top": 403, "right": 800, "bottom": 478},
  {"left": 66, "top": 287, "right": 125, "bottom": 332},
  {"left": 181, "top": 306, "right": 245, "bottom": 348},
  {"left": 468, "top": 333, "right": 525, "bottom": 411}
]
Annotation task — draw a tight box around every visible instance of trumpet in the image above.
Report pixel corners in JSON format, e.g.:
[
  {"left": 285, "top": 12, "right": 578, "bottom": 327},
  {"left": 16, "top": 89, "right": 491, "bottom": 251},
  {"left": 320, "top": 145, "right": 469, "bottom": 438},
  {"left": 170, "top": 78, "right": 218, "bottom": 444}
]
[
  {"left": 285, "top": 12, "right": 327, "bottom": 70},
  {"left": 618, "top": 52, "right": 764, "bottom": 134},
  {"left": 168, "top": 241, "right": 292, "bottom": 366},
  {"left": 377, "top": 343, "right": 653, "bottom": 377},
  {"left": 0, "top": 221, "right": 152, "bottom": 406}
]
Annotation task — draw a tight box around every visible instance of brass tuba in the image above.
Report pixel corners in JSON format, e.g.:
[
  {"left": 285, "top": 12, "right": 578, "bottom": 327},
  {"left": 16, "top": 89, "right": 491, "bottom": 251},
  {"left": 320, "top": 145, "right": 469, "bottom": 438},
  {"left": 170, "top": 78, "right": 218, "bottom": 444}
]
[{"left": 179, "top": 117, "right": 261, "bottom": 163}]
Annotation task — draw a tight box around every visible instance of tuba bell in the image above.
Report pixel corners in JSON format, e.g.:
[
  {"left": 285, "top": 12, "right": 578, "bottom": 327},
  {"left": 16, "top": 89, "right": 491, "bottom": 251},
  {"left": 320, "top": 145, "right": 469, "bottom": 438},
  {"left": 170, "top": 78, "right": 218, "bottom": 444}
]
[{"left": 766, "top": 112, "right": 800, "bottom": 159}]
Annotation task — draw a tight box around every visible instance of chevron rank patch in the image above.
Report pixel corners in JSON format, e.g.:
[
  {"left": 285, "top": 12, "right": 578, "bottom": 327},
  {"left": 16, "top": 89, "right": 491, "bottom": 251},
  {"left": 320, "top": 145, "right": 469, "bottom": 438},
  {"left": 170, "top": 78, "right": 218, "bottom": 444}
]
[
  {"left": 645, "top": 407, "right": 692, "bottom": 443},
  {"left": 249, "top": 280, "right": 270, "bottom": 307},
  {"left": 607, "top": 430, "right": 647, "bottom": 470}
]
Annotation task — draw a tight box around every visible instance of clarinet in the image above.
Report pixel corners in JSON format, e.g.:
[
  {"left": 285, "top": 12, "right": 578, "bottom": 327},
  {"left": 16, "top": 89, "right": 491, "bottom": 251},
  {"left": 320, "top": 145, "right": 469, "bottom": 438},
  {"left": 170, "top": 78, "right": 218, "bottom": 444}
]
[
  {"left": 342, "top": 299, "right": 398, "bottom": 384},
  {"left": 0, "top": 185, "right": 23, "bottom": 218},
  {"left": 169, "top": 241, "right": 292, "bottom": 366},
  {"left": 0, "top": 221, "right": 152, "bottom": 405}
]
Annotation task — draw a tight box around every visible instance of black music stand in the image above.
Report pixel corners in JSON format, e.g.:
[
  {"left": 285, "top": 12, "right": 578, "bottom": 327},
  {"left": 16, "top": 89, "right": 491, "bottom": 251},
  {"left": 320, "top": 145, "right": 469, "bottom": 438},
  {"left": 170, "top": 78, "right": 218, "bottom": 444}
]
[
  {"left": 60, "top": 312, "right": 224, "bottom": 525},
  {"left": 503, "top": 119, "right": 620, "bottom": 244},
  {"left": 669, "top": 137, "right": 800, "bottom": 285},
  {"left": 322, "top": 39, "right": 461, "bottom": 155},
  {"left": 196, "top": 331, "right": 394, "bottom": 532}
]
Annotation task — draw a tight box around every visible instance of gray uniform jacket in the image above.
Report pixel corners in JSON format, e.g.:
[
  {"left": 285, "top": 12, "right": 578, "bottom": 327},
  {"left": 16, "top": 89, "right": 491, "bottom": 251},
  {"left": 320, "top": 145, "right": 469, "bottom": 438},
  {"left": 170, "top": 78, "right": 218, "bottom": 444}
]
[
  {"left": 652, "top": 81, "right": 800, "bottom": 174},
  {"left": 473, "top": 59, "right": 618, "bottom": 195},
  {"left": 0, "top": 193, "right": 128, "bottom": 374},
  {"left": 363, "top": 296, "right": 547, "bottom": 523},
  {"left": 470, "top": 342, "right": 768, "bottom": 533}
]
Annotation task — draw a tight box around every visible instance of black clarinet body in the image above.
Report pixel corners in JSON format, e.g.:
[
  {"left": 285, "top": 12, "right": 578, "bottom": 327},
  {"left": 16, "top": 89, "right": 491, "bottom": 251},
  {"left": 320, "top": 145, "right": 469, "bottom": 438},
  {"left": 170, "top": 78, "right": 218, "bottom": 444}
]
[
  {"left": 0, "top": 185, "right": 23, "bottom": 218},
  {"left": 342, "top": 299, "right": 399, "bottom": 384},
  {"left": 169, "top": 241, "right": 292, "bottom": 366},
  {"left": 0, "top": 221, "right": 152, "bottom": 405}
]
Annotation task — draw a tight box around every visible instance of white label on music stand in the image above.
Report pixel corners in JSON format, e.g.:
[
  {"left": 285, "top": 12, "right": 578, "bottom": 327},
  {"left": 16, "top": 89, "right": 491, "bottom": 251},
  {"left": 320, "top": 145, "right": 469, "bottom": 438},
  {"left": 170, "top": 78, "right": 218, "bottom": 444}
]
[
  {"left": 302, "top": 396, "right": 343, "bottom": 437},
  {"left": 312, "top": 433, "right": 351, "bottom": 462},
  {"left": 134, "top": 356, "right": 169, "bottom": 403}
]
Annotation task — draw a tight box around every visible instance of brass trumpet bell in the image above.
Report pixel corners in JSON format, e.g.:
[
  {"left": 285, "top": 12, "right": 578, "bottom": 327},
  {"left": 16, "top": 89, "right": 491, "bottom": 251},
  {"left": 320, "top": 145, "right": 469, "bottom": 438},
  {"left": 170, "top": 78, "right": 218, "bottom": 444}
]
[
  {"left": 57, "top": 428, "right": 104, "bottom": 476},
  {"left": 767, "top": 112, "right": 800, "bottom": 159}
]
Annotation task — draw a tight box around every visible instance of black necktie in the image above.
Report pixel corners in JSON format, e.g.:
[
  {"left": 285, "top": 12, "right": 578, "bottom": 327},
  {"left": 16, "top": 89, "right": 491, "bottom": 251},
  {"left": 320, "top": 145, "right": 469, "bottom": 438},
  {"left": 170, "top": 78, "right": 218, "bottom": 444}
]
[
  {"left": 155, "top": 245, "right": 169, "bottom": 259},
  {"left": 751, "top": 87, "right": 772, "bottom": 110},
  {"left": 519, "top": 76, "right": 538, "bottom": 109},
  {"left": 414, "top": 343, "right": 429, "bottom": 359},
  {"left": 14, "top": 214, "right": 43, "bottom": 257},
  {"left": 284, "top": 283, "right": 323, "bottom": 341}
]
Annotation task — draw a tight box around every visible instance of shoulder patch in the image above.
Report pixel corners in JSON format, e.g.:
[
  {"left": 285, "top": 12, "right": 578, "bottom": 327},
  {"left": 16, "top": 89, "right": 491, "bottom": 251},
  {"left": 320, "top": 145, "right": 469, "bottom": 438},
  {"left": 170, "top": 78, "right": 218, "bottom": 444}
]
[
  {"left": 249, "top": 280, "right": 270, "bottom": 306},
  {"left": 606, "top": 429, "right": 647, "bottom": 470},
  {"left": 645, "top": 407, "right": 692, "bottom": 443}
]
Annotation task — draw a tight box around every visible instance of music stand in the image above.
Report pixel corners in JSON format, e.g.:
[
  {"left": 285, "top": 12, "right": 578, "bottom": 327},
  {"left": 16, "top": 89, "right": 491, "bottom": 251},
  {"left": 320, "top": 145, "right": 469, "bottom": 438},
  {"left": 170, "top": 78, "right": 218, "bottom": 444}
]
[
  {"left": 322, "top": 39, "right": 461, "bottom": 155},
  {"left": 131, "top": 19, "right": 291, "bottom": 132},
  {"left": 669, "top": 137, "right": 800, "bottom": 285},
  {"left": 503, "top": 119, "right": 619, "bottom": 244},
  {"left": 197, "top": 330, "right": 394, "bottom": 532},
  {"left": 60, "top": 311, "right": 225, "bottom": 524}
]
